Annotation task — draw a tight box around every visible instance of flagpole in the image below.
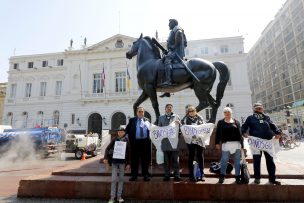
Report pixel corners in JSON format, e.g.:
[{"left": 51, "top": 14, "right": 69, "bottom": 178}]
[{"left": 126, "top": 61, "right": 131, "bottom": 97}]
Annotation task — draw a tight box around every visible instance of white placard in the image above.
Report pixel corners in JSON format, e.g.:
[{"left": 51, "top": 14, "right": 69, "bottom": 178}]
[
  {"left": 149, "top": 122, "right": 179, "bottom": 150},
  {"left": 112, "top": 141, "right": 127, "bottom": 159},
  {"left": 247, "top": 136, "right": 280, "bottom": 159},
  {"left": 180, "top": 123, "right": 215, "bottom": 147}
]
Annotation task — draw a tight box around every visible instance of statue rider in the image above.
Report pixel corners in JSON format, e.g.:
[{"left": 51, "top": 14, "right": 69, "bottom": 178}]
[{"left": 160, "top": 19, "right": 187, "bottom": 87}]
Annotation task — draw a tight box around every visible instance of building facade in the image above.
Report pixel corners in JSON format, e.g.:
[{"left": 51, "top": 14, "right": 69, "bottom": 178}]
[
  {"left": 3, "top": 34, "right": 252, "bottom": 133},
  {"left": 0, "top": 83, "right": 7, "bottom": 124},
  {"left": 246, "top": 0, "right": 304, "bottom": 126}
]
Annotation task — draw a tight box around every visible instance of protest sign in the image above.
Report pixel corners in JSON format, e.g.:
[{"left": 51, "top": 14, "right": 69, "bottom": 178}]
[
  {"left": 113, "top": 141, "right": 127, "bottom": 159},
  {"left": 247, "top": 136, "right": 280, "bottom": 158},
  {"left": 149, "top": 122, "right": 179, "bottom": 150},
  {"left": 180, "top": 123, "right": 214, "bottom": 147}
]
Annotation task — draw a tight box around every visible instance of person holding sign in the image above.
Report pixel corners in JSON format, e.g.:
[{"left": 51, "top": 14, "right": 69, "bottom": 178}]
[
  {"left": 104, "top": 127, "right": 130, "bottom": 203},
  {"left": 181, "top": 105, "right": 206, "bottom": 182},
  {"left": 125, "top": 106, "right": 151, "bottom": 182},
  {"left": 158, "top": 104, "right": 182, "bottom": 182},
  {"left": 241, "top": 103, "right": 282, "bottom": 185},
  {"left": 215, "top": 107, "right": 243, "bottom": 184}
]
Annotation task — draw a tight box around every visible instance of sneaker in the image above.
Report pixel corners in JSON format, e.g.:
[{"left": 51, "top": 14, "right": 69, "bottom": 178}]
[
  {"left": 235, "top": 176, "right": 242, "bottom": 184},
  {"left": 174, "top": 176, "right": 182, "bottom": 182},
  {"left": 117, "top": 197, "right": 124, "bottom": 203},
  {"left": 163, "top": 176, "right": 170, "bottom": 182},
  {"left": 269, "top": 180, "right": 281, "bottom": 185},
  {"left": 108, "top": 200, "right": 114, "bottom": 203},
  {"left": 189, "top": 177, "right": 196, "bottom": 182},
  {"left": 129, "top": 177, "right": 137, "bottom": 181},
  {"left": 143, "top": 176, "right": 151, "bottom": 182},
  {"left": 218, "top": 176, "right": 224, "bottom": 184},
  {"left": 254, "top": 179, "right": 260, "bottom": 184}
]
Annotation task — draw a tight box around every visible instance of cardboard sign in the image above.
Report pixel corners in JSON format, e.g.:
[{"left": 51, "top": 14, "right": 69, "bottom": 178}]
[{"left": 112, "top": 141, "right": 127, "bottom": 159}]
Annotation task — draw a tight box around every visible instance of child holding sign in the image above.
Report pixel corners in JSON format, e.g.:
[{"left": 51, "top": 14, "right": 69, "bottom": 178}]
[{"left": 104, "top": 127, "right": 130, "bottom": 203}]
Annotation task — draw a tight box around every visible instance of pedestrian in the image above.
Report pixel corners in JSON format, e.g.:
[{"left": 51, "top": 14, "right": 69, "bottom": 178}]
[
  {"left": 181, "top": 105, "right": 205, "bottom": 182},
  {"left": 104, "top": 127, "right": 130, "bottom": 203},
  {"left": 241, "top": 103, "right": 282, "bottom": 185},
  {"left": 215, "top": 107, "right": 243, "bottom": 184},
  {"left": 158, "top": 103, "right": 182, "bottom": 182},
  {"left": 125, "top": 106, "right": 151, "bottom": 181}
]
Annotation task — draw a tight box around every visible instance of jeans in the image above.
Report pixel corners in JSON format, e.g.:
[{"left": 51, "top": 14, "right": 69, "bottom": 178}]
[
  {"left": 110, "top": 163, "right": 125, "bottom": 200},
  {"left": 220, "top": 149, "right": 241, "bottom": 176},
  {"left": 253, "top": 151, "right": 276, "bottom": 181}
]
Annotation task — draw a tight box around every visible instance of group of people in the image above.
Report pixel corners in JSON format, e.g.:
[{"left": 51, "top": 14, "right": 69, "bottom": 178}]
[{"left": 104, "top": 102, "right": 283, "bottom": 203}]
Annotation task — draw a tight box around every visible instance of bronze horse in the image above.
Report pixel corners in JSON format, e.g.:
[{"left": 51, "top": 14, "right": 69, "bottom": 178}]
[{"left": 126, "top": 34, "right": 229, "bottom": 124}]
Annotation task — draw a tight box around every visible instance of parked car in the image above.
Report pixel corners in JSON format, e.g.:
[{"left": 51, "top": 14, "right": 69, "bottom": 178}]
[{"left": 65, "top": 133, "right": 101, "bottom": 159}]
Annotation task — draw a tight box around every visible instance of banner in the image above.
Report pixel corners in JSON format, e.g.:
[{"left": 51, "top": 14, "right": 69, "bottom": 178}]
[
  {"left": 113, "top": 141, "right": 127, "bottom": 159},
  {"left": 247, "top": 136, "right": 280, "bottom": 158},
  {"left": 180, "top": 123, "right": 214, "bottom": 147},
  {"left": 149, "top": 122, "right": 179, "bottom": 150}
]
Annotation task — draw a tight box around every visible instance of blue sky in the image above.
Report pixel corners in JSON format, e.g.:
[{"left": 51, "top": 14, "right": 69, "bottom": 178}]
[{"left": 0, "top": 0, "right": 286, "bottom": 82}]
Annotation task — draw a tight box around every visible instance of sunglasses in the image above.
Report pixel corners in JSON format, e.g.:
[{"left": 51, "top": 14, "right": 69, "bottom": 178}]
[
  {"left": 138, "top": 111, "right": 144, "bottom": 113},
  {"left": 188, "top": 110, "right": 195, "bottom": 113},
  {"left": 255, "top": 107, "right": 263, "bottom": 110}
]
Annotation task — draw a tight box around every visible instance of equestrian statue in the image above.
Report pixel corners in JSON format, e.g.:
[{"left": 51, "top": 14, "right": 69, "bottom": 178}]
[{"left": 126, "top": 19, "right": 230, "bottom": 124}]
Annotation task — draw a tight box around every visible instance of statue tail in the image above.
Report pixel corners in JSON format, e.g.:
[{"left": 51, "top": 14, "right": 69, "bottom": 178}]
[{"left": 212, "top": 61, "right": 230, "bottom": 107}]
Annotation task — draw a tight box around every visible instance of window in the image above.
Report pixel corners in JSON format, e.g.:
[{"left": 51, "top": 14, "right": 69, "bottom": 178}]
[
  {"left": 28, "top": 62, "right": 34, "bottom": 68},
  {"left": 115, "top": 72, "right": 126, "bottom": 92},
  {"left": 57, "top": 59, "right": 64, "bottom": 66},
  {"left": 71, "top": 114, "right": 75, "bottom": 124},
  {"left": 13, "top": 63, "right": 19, "bottom": 69},
  {"left": 40, "top": 82, "right": 47, "bottom": 96},
  {"left": 93, "top": 74, "right": 103, "bottom": 93},
  {"left": 53, "top": 111, "right": 60, "bottom": 125},
  {"left": 201, "top": 47, "right": 208, "bottom": 55},
  {"left": 10, "top": 84, "right": 17, "bottom": 98},
  {"left": 42, "top": 60, "right": 48, "bottom": 67},
  {"left": 25, "top": 83, "right": 32, "bottom": 97},
  {"left": 38, "top": 111, "right": 44, "bottom": 126},
  {"left": 55, "top": 81, "right": 62, "bottom": 96},
  {"left": 220, "top": 45, "right": 229, "bottom": 54}
]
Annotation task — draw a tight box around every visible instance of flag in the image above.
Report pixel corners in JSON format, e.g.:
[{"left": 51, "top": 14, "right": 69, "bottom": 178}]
[
  {"left": 101, "top": 66, "right": 106, "bottom": 88},
  {"left": 127, "top": 66, "right": 131, "bottom": 90}
]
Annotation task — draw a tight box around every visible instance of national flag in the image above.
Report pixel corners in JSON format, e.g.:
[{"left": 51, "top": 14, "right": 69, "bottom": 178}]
[
  {"left": 101, "top": 66, "right": 106, "bottom": 88},
  {"left": 127, "top": 66, "right": 131, "bottom": 90}
]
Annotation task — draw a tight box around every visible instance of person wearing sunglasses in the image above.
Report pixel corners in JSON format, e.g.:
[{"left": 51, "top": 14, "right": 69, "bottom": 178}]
[
  {"left": 241, "top": 103, "right": 282, "bottom": 185},
  {"left": 181, "top": 105, "right": 205, "bottom": 182},
  {"left": 215, "top": 107, "right": 243, "bottom": 184}
]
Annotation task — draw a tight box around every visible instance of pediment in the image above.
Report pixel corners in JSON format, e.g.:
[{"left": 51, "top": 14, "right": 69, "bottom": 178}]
[{"left": 87, "top": 34, "right": 136, "bottom": 52}]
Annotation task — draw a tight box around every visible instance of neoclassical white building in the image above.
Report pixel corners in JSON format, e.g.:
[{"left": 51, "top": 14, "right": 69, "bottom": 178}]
[{"left": 3, "top": 34, "right": 252, "bottom": 133}]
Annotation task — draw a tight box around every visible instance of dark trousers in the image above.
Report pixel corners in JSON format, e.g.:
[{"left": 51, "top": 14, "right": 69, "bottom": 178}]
[
  {"left": 253, "top": 151, "right": 276, "bottom": 181},
  {"left": 163, "top": 151, "right": 180, "bottom": 177},
  {"left": 187, "top": 144, "right": 204, "bottom": 178},
  {"left": 130, "top": 138, "right": 151, "bottom": 178}
]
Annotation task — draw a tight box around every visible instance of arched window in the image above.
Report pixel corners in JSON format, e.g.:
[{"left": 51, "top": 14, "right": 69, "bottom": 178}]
[
  {"left": 22, "top": 112, "right": 28, "bottom": 128},
  {"left": 144, "top": 111, "right": 152, "bottom": 122},
  {"left": 37, "top": 111, "right": 44, "bottom": 127},
  {"left": 7, "top": 112, "right": 13, "bottom": 126},
  {"left": 111, "top": 112, "right": 126, "bottom": 130},
  {"left": 53, "top": 111, "right": 59, "bottom": 126}
]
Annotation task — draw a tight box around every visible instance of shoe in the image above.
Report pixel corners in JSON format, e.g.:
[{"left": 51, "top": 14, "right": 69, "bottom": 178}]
[
  {"left": 269, "top": 180, "right": 281, "bottom": 185},
  {"left": 218, "top": 176, "right": 224, "bottom": 184},
  {"left": 143, "top": 176, "right": 151, "bottom": 182},
  {"left": 160, "top": 92, "right": 171, "bottom": 98},
  {"left": 174, "top": 176, "right": 182, "bottom": 182},
  {"left": 199, "top": 177, "right": 205, "bottom": 182},
  {"left": 129, "top": 177, "right": 137, "bottom": 181},
  {"left": 117, "top": 197, "right": 124, "bottom": 203},
  {"left": 163, "top": 176, "right": 170, "bottom": 182},
  {"left": 235, "top": 176, "right": 242, "bottom": 184},
  {"left": 108, "top": 200, "right": 114, "bottom": 203},
  {"left": 189, "top": 177, "right": 196, "bottom": 182},
  {"left": 254, "top": 179, "right": 260, "bottom": 184}
]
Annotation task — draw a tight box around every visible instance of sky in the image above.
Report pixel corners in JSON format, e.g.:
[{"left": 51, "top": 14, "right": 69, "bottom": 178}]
[{"left": 0, "top": 0, "right": 286, "bottom": 83}]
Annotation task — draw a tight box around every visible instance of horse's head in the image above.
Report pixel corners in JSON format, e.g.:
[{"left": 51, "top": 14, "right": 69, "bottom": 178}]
[{"left": 126, "top": 33, "right": 143, "bottom": 59}]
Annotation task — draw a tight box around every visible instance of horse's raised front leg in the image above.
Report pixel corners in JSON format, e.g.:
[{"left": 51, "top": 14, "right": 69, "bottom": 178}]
[
  {"left": 133, "top": 91, "right": 148, "bottom": 116},
  {"left": 145, "top": 85, "right": 160, "bottom": 124}
]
